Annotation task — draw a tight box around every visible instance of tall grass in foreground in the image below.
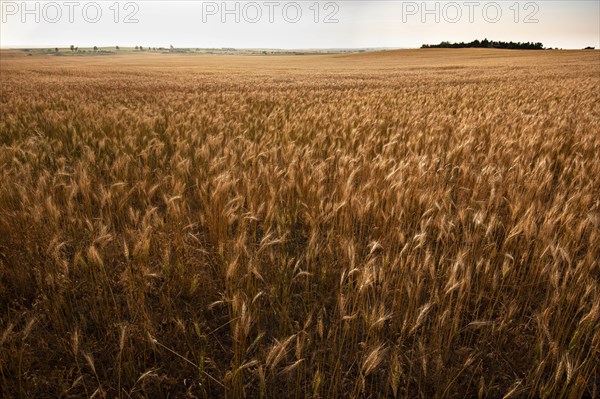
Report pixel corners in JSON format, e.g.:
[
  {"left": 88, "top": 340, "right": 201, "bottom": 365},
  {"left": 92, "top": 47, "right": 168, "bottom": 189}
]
[{"left": 0, "top": 50, "right": 599, "bottom": 398}]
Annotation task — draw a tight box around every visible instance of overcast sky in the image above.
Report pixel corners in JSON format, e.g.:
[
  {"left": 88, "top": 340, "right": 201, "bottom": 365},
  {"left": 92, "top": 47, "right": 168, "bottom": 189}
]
[{"left": 1, "top": 1, "right": 599, "bottom": 49}]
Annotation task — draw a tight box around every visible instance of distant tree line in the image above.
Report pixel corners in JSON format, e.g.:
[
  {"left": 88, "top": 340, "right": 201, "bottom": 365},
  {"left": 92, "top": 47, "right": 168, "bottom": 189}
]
[{"left": 422, "top": 39, "right": 545, "bottom": 50}]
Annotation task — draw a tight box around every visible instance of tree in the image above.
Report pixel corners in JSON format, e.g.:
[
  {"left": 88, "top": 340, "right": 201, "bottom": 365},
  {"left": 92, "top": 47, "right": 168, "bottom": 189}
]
[
  {"left": 55, "top": 48, "right": 59, "bottom": 53},
  {"left": 116, "top": 45, "right": 120, "bottom": 50},
  {"left": 70, "top": 45, "right": 74, "bottom": 52},
  {"left": 93, "top": 46, "right": 98, "bottom": 52},
  {"left": 135, "top": 46, "right": 139, "bottom": 50},
  {"left": 421, "top": 39, "right": 545, "bottom": 50}
]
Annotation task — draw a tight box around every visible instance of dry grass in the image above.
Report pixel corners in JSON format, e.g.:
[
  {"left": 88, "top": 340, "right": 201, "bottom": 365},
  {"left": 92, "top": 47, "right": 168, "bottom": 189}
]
[{"left": 0, "top": 49, "right": 599, "bottom": 398}]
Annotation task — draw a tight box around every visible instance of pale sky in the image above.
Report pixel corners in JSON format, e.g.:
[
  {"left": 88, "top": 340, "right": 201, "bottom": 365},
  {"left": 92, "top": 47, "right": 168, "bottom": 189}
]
[{"left": 1, "top": 1, "right": 599, "bottom": 49}]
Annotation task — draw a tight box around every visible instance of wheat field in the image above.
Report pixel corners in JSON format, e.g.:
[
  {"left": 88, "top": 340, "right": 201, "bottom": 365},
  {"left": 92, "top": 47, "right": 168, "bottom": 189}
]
[{"left": 0, "top": 49, "right": 599, "bottom": 398}]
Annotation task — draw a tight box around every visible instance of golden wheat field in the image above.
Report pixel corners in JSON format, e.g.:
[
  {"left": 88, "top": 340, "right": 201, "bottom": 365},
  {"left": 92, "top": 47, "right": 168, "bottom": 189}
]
[{"left": 0, "top": 49, "right": 599, "bottom": 398}]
